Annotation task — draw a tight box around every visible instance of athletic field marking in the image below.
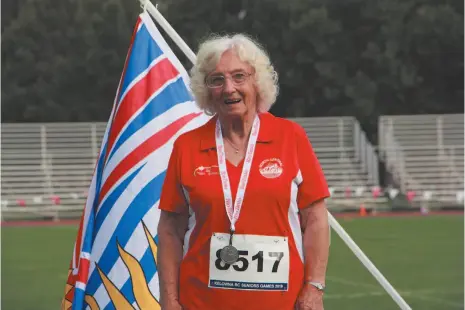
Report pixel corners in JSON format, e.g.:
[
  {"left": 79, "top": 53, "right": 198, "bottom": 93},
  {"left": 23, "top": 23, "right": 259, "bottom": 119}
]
[
  {"left": 325, "top": 289, "right": 464, "bottom": 308},
  {"left": 324, "top": 291, "right": 384, "bottom": 299},
  {"left": 326, "top": 276, "right": 379, "bottom": 289},
  {"left": 406, "top": 292, "right": 464, "bottom": 308},
  {"left": 326, "top": 277, "right": 464, "bottom": 307}
]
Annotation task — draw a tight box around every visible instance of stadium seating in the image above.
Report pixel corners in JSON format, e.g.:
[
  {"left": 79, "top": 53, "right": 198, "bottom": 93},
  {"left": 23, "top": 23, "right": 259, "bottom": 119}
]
[
  {"left": 1, "top": 123, "right": 105, "bottom": 220},
  {"left": 379, "top": 114, "right": 464, "bottom": 204},
  {"left": 289, "top": 117, "right": 383, "bottom": 207},
  {"left": 1, "top": 117, "right": 384, "bottom": 220}
]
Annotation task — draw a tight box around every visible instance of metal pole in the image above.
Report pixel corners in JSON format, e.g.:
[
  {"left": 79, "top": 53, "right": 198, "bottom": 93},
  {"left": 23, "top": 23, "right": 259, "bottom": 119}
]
[
  {"left": 140, "top": 0, "right": 196, "bottom": 64},
  {"left": 327, "top": 213, "right": 412, "bottom": 310}
]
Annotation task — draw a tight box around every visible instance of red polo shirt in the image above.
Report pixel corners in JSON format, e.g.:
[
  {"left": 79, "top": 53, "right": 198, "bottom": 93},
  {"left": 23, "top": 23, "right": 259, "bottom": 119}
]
[{"left": 159, "top": 112, "right": 330, "bottom": 310}]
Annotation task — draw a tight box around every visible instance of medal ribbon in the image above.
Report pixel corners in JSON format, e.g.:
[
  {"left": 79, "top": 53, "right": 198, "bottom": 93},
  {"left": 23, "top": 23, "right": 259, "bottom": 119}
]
[{"left": 215, "top": 115, "right": 260, "bottom": 232}]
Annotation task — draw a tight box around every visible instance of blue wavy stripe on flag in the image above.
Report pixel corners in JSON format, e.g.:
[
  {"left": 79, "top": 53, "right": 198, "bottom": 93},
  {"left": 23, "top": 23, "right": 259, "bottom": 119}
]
[
  {"left": 72, "top": 288, "right": 87, "bottom": 310},
  {"left": 92, "top": 143, "right": 109, "bottom": 210},
  {"left": 94, "top": 164, "right": 146, "bottom": 234},
  {"left": 86, "top": 171, "right": 166, "bottom": 296},
  {"left": 117, "top": 24, "right": 163, "bottom": 104},
  {"left": 79, "top": 135, "right": 109, "bottom": 258}
]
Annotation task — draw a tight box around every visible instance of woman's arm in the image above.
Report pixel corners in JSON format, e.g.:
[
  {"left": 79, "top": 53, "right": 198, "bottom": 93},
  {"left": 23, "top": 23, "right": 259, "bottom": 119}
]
[
  {"left": 295, "top": 199, "right": 329, "bottom": 310},
  {"left": 300, "top": 199, "right": 329, "bottom": 285},
  {"left": 157, "top": 210, "right": 188, "bottom": 308}
]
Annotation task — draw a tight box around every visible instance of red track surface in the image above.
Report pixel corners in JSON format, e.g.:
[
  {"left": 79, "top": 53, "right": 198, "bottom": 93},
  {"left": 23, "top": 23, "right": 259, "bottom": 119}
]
[
  {"left": 1, "top": 210, "right": 463, "bottom": 227},
  {"left": 335, "top": 210, "right": 464, "bottom": 219},
  {"left": 1, "top": 219, "right": 80, "bottom": 227}
]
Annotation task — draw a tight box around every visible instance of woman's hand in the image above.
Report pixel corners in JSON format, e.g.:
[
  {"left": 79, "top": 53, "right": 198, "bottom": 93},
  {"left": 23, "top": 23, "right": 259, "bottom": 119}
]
[{"left": 295, "top": 284, "right": 324, "bottom": 310}]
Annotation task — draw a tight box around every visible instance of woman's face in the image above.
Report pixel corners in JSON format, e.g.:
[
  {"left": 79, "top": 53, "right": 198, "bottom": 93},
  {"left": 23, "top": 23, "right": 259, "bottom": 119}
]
[{"left": 207, "top": 49, "right": 258, "bottom": 119}]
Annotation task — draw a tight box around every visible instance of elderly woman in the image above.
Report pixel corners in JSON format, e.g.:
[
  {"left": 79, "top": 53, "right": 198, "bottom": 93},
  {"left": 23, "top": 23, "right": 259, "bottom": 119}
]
[{"left": 157, "top": 34, "right": 330, "bottom": 310}]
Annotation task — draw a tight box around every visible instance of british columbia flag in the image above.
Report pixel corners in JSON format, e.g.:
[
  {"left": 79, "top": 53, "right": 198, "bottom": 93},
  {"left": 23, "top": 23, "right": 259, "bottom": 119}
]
[{"left": 62, "top": 11, "right": 209, "bottom": 310}]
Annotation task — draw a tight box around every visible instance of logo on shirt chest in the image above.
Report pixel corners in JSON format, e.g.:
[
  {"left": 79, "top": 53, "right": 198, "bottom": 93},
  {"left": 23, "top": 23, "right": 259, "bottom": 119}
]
[
  {"left": 259, "top": 158, "right": 283, "bottom": 179},
  {"left": 194, "top": 165, "right": 219, "bottom": 176}
]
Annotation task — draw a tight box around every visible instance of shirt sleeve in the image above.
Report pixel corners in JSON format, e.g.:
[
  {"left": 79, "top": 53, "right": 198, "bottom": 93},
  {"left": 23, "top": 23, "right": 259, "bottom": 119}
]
[
  {"left": 294, "top": 123, "right": 330, "bottom": 209},
  {"left": 158, "top": 137, "right": 188, "bottom": 214}
]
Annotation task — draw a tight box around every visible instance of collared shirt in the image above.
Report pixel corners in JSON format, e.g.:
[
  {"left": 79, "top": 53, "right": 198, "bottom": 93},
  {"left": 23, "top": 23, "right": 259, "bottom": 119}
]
[{"left": 159, "top": 112, "right": 330, "bottom": 310}]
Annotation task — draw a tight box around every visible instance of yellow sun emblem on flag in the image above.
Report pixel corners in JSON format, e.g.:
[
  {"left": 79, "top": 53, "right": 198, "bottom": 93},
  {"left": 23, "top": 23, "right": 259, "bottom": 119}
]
[{"left": 62, "top": 221, "right": 161, "bottom": 310}]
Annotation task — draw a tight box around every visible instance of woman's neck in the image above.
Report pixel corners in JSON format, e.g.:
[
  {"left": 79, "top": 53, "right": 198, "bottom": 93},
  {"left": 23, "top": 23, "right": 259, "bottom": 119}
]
[{"left": 220, "top": 112, "right": 256, "bottom": 141}]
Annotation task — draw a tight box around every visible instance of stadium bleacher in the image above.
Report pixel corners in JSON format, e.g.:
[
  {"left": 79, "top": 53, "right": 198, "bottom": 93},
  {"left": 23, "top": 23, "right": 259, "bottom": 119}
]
[
  {"left": 289, "top": 116, "right": 383, "bottom": 207},
  {"left": 379, "top": 114, "right": 464, "bottom": 204},
  {"left": 1, "top": 123, "right": 106, "bottom": 220},
  {"left": 1, "top": 116, "right": 385, "bottom": 220}
]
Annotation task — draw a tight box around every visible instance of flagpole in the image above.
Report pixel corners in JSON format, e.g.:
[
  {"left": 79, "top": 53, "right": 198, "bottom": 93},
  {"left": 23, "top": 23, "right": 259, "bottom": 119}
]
[
  {"left": 327, "top": 213, "right": 411, "bottom": 309},
  {"left": 140, "top": 0, "right": 196, "bottom": 64},
  {"left": 139, "top": 1, "right": 412, "bottom": 309}
]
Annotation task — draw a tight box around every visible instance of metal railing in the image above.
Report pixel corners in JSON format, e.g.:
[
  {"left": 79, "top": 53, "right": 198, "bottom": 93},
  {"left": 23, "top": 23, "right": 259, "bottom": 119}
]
[
  {"left": 1, "top": 119, "right": 386, "bottom": 219},
  {"left": 353, "top": 121, "right": 379, "bottom": 185},
  {"left": 380, "top": 123, "right": 409, "bottom": 192},
  {"left": 379, "top": 114, "right": 464, "bottom": 196}
]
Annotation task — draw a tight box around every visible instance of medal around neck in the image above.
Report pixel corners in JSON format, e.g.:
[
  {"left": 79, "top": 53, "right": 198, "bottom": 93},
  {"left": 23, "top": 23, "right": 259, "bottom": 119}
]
[
  {"left": 220, "top": 245, "right": 239, "bottom": 264},
  {"left": 215, "top": 116, "right": 260, "bottom": 266},
  {"left": 214, "top": 116, "right": 260, "bottom": 232}
]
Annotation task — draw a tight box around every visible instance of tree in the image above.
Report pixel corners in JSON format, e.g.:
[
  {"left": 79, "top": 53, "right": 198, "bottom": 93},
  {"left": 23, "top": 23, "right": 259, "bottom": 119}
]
[
  {"left": 2, "top": 0, "right": 463, "bottom": 140},
  {"left": 2, "top": 0, "right": 139, "bottom": 122}
]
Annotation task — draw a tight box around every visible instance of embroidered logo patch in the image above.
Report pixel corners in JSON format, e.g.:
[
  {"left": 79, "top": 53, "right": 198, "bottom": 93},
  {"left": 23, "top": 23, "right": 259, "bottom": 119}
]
[
  {"left": 259, "top": 158, "right": 283, "bottom": 179},
  {"left": 194, "top": 165, "right": 220, "bottom": 176}
]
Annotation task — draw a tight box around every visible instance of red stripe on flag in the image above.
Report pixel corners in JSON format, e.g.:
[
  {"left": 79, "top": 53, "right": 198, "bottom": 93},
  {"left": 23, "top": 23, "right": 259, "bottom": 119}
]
[
  {"left": 77, "top": 258, "right": 91, "bottom": 284},
  {"left": 99, "top": 112, "right": 202, "bottom": 203},
  {"left": 105, "top": 58, "right": 179, "bottom": 162},
  {"left": 65, "top": 287, "right": 75, "bottom": 304},
  {"left": 64, "top": 267, "right": 78, "bottom": 301},
  {"left": 109, "top": 17, "right": 142, "bottom": 126},
  {"left": 74, "top": 215, "right": 85, "bottom": 266}
]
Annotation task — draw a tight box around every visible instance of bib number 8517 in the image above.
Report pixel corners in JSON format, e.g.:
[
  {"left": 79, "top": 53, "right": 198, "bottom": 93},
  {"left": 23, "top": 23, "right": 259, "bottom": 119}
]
[{"left": 215, "top": 250, "right": 284, "bottom": 273}]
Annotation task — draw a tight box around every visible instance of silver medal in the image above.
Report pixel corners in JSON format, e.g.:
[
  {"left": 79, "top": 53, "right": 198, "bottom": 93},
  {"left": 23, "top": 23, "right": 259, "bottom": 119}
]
[{"left": 220, "top": 245, "right": 239, "bottom": 264}]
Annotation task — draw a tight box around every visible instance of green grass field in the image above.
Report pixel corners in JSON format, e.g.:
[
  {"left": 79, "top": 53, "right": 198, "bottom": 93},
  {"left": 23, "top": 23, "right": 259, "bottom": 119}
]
[{"left": 2, "top": 215, "right": 463, "bottom": 310}]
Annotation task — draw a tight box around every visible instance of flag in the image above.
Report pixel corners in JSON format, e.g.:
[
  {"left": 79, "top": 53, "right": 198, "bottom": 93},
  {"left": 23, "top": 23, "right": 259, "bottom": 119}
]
[{"left": 62, "top": 11, "right": 210, "bottom": 310}]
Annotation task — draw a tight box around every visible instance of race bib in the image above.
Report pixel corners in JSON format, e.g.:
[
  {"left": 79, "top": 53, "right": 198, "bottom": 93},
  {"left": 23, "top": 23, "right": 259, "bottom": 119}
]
[{"left": 209, "top": 233, "right": 289, "bottom": 291}]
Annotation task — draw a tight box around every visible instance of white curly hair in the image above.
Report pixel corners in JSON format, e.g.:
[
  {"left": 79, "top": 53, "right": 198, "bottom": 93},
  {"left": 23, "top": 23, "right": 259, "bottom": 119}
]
[{"left": 189, "top": 34, "right": 279, "bottom": 115}]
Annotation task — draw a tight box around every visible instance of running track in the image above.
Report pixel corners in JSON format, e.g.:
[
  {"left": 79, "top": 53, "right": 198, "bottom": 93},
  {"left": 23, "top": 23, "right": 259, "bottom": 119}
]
[{"left": 2, "top": 210, "right": 463, "bottom": 227}]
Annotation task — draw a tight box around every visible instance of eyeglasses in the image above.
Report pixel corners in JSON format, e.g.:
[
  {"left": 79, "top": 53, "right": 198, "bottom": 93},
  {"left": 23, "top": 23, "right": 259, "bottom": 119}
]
[{"left": 205, "top": 72, "right": 252, "bottom": 88}]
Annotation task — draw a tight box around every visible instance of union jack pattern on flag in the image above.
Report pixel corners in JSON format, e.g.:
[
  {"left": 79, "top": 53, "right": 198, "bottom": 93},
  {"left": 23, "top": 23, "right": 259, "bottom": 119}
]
[{"left": 62, "top": 11, "right": 209, "bottom": 310}]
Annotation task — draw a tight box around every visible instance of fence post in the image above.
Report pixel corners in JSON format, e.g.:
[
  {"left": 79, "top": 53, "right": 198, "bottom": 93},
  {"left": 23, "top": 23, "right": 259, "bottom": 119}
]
[
  {"left": 41, "top": 125, "right": 57, "bottom": 220},
  {"left": 40, "top": 125, "right": 49, "bottom": 197},
  {"left": 361, "top": 128, "right": 367, "bottom": 176},
  {"left": 338, "top": 119, "right": 344, "bottom": 161},
  {"left": 378, "top": 117, "right": 384, "bottom": 161},
  {"left": 40, "top": 125, "right": 47, "bottom": 169},
  {"left": 437, "top": 116, "right": 443, "bottom": 152},
  {"left": 353, "top": 120, "right": 360, "bottom": 162},
  {"left": 91, "top": 123, "right": 98, "bottom": 163},
  {"left": 372, "top": 143, "right": 380, "bottom": 185}
]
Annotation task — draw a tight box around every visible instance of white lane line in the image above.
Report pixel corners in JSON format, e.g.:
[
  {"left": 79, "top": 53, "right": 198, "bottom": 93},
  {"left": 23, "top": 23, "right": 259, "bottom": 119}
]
[
  {"left": 325, "top": 291, "right": 385, "bottom": 299},
  {"left": 326, "top": 276, "right": 380, "bottom": 289},
  {"left": 406, "top": 293, "right": 463, "bottom": 308},
  {"left": 324, "top": 289, "right": 464, "bottom": 308}
]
